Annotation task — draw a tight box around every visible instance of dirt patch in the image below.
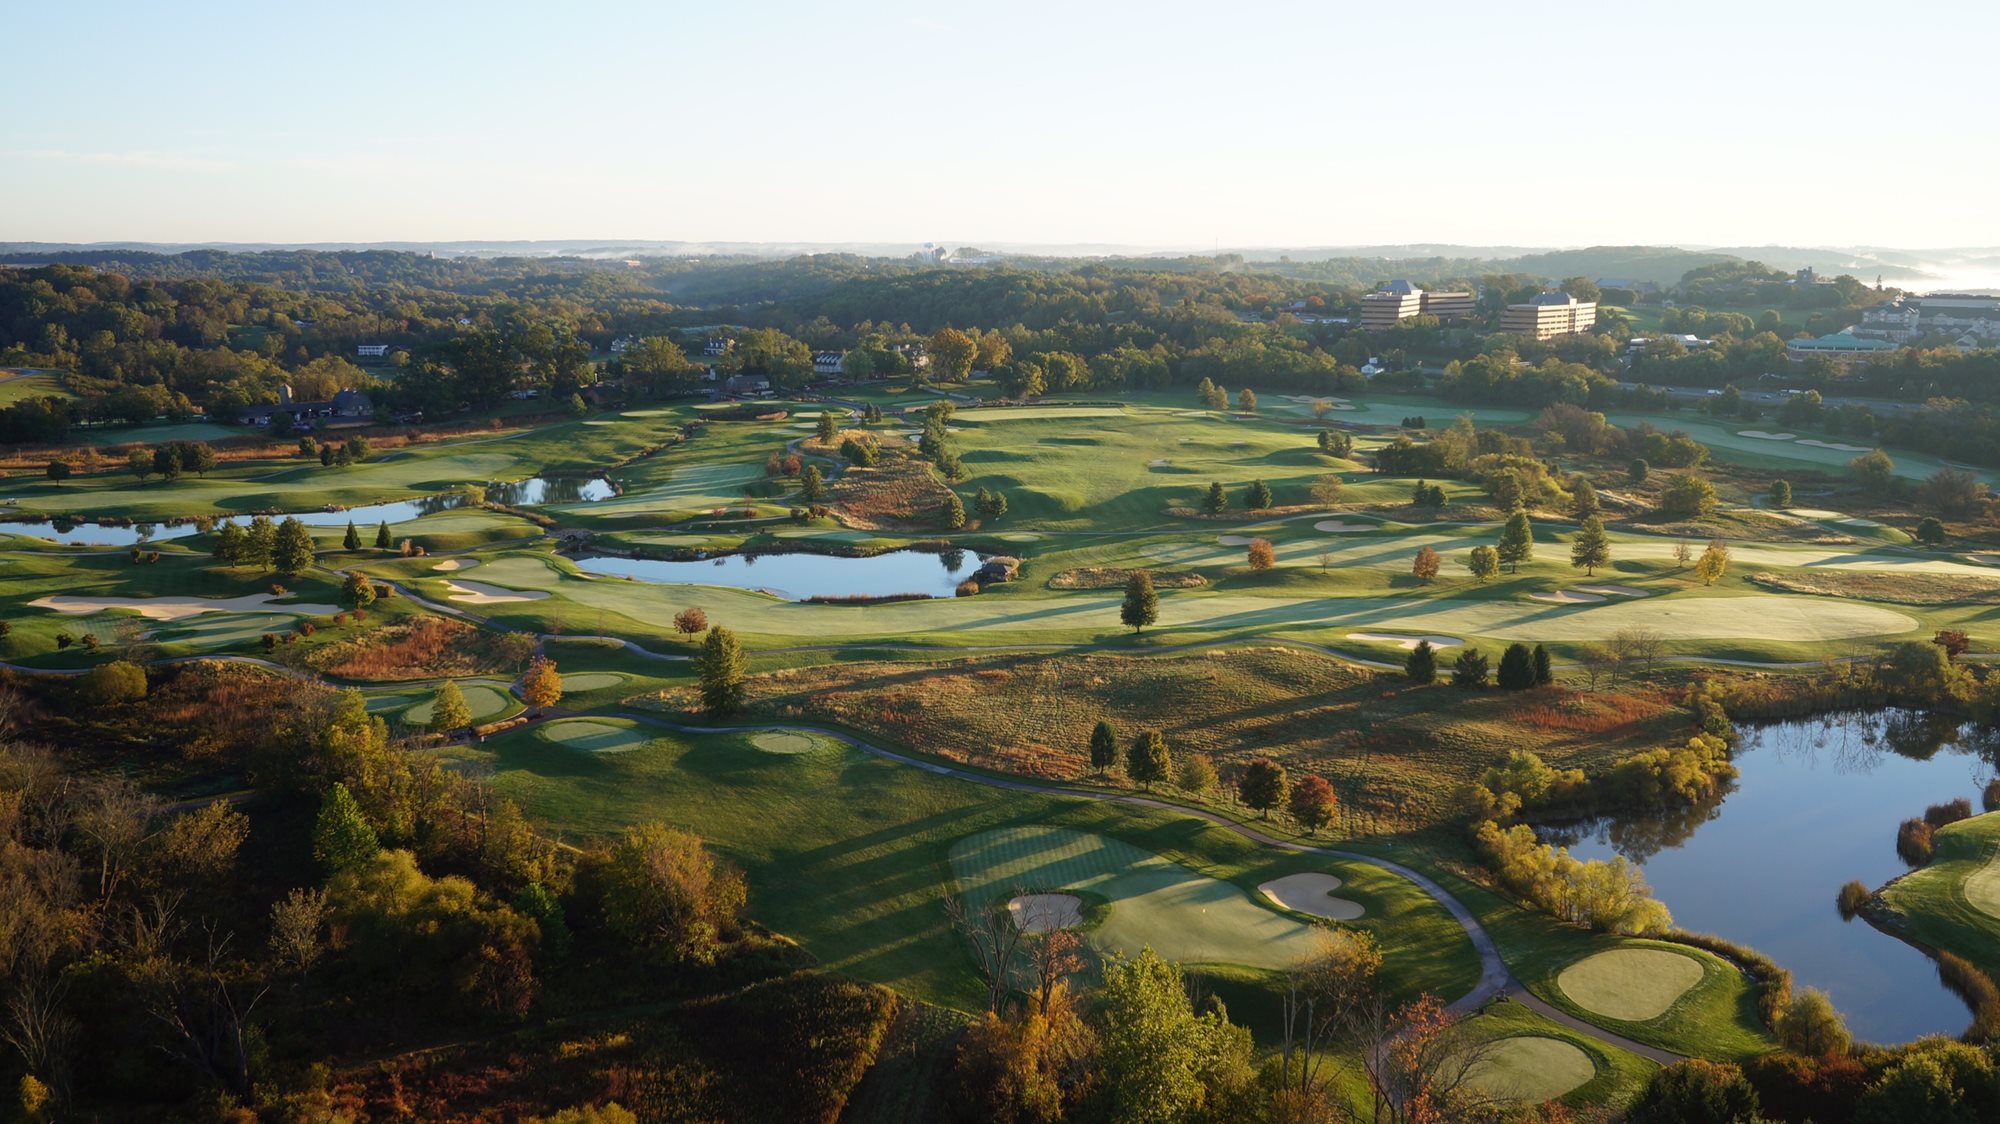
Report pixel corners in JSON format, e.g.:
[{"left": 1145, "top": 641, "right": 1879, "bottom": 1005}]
[
  {"left": 1750, "top": 569, "right": 2000, "bottom": 606},
  {"left": 1258, "top": 873, "right": 1365, "bottom": 920},
  {"left": 1007, "top": 893, "right": 1084, "bottom": 932},
  {"left": 1047, "top": 568, "right": 1206, "bottom": 590},
  {"left": 308, "top": 616, "right": 509, "bottom": 681}
]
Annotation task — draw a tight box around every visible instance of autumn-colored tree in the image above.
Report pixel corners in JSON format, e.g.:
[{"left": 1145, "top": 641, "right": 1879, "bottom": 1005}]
[
  {"left": 674, "top": 607, "right": 708, "bottom": 640},
  {"left": 1247, "top": 538, "right": 1276, "bottom": 571},
  {"left": 1290, "top": 774, "right": 1337, "bottom": 833},
  {"left": 1239, "top": 757, "right": 1290, "bottom": 819},
  {"left": 520, "top": 656, "right": 563, "bottom": 709},
  {"left": 1411, "top": 546, "right": 1440, "bottom": 583},
  {"left": 1694, "top": 539, "right": 1730, "bottom": 586}
]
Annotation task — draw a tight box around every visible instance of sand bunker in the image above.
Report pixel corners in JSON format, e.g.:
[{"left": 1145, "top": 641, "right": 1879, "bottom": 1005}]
[
  {"left": 31, "top": 593, "right": 337, "bottom": 622},
  {"left": 1346, "top": 632, "right": 1460, "bottom": 650},
  {"left": 1217, "top": 534, "right": 1254, "bottom": 545},
  {"left": 1557, "top": 947, "right": 1705, "bottom": 1021},
  {"left": 1574, "top": 584, "right": 1648, "bottom": 598},
  {"left": 1737, "top": 430, "right": 1796, "bottom": 441},
  {"left": 1972, "top": 554, "right": 2000, "bottom": 567},
  {"left": 442, "top": 580, "right": 549, "bottom": 604},
  {"left": 1529, "top": 590, "right": 1606, "bottom": 604},
  {"left": 1313, "top": 520, "right": 1373, "bottom": 533},
  {"left": 1788, "top": 508, "right": 1845, "bottom": 519},
  {"left": 749, "top": 731, "right": 820, "bottom": 755},
  {"left": 1258, "top": 873, "right": 1365, "bottom": 920},
  {"left": 1007, "top": 893, "right": 1084, "bottom": 932},
  {"left": 1835, "top": 516, "right": 1884, "bottom": 528},
  {"left": 1796, "top": 439, "right": 1872, "bottom": 452},
  {"left": 431, "top": 558, "right": 478, "bottom": 572},
  {"left": 1148, "top": 458, "right": 1170, "bottom": 467}
]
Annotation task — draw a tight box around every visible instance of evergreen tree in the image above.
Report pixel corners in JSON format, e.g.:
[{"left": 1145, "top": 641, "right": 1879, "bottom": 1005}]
[
  {"left": 273, "top": 516, "right": 315, "bottom": 575},
  {"left": 1127, "top": 731, "right": 1172, "bottom": 789},
  {"left": 343, "top": 520, "right": 361, "bottom": 550},
  {"left": 1768, "top": 479, "right": 1792, "bottom": 509},
  {"left": 800, "top": 463, "right": 826, "bottom": 502},
  {"left": 1412, "top": 479, "right": 1431, "bottom": 506},
  {"left": 1090, "top": 720, "right": 1119, "bottom": 774},
  {"left": 698, "top": 626, "right": 747, "bottom": 715},
  {"left": 1427, "top": 484, "right": 1447, "bottom": 508},
  {"left": 213, "top": 521, "right": 247, "bottom": 565},
  {"left": 1497, "top": 511, "right": 1534, "bottom": 573},
  {"left": 1497, "top": 643, "right": 1536, "bottom": 690},
  {"left": 430, "top": 681, "right": 473, "bottom": 732},
  {"left": 1405, "top": 639, "right": 1438, "bottom": 684},
  {"left": 312, "top": 783, "right": 378, "bottom": 873},
  {"left": 1572, "top": 479, "right": 1600, "bottom": 519},
  {"left": 1569, "top": 515, "right": 1610, "bottom": 575},
  {"left": 1451, "top": 649, "right": 1490, "bottom": 689},
  {"left": 1121, "top": 571, "right": 1159, "bottom": 634},
  {"left": 1203, "top": 481, "right": 1227, "bottom": 514},
  {"left": 941, "top": 490, "right": 966, "bottom": 529},
  {"left": 1916, "top": 516, "right": 1946, "bottom": 546},
  {"left": 1628, "top": 458, "right": 1650, "bottom": 483},
  {"left": 816, "top": 410, "right": 839, "bottom": 442},
  {"left": 375, "top": 520, "right": 393, "bottom": 549},
  {"left": 1533, "top": 644, "right": 1554, "bottom": 686},
  {"left": 1245, "top": 480, "right": 1273, "bottom": 510}
]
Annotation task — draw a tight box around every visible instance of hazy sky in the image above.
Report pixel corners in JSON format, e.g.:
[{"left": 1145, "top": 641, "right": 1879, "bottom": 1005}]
[{"left": 6, "top": 0, "right": 1996, "bottom": 248}]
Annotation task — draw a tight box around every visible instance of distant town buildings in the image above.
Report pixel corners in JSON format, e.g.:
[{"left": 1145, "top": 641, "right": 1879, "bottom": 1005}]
[
  {"left": 1500, "top": 291, "right": 1598, "bottom": 339},
  {"left": 1358, "top": 280, "right": 1475, "bottom": 329},
  {"left": 703, "top": 337, "right": 735, "bottom": 358},
  {"left": 239, "top": 386, "right": 375, "bottom": 427},
  {"left": 609, "top": 335, "right": 641, "bottom": 354},
  {"left": 1853, "top": 293, "right": 2000, "bottom": 349},
  {"left": 1785, "top": 332, "right": 1897, "bottom": 369}
]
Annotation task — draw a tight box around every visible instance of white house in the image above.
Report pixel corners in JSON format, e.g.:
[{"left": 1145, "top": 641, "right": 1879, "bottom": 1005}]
[
  {"left": 356, "top": 344, "right": 389, "bottom": 358},
  {"left": 812, "top": 351, "right": 845, "bottom": 376}
]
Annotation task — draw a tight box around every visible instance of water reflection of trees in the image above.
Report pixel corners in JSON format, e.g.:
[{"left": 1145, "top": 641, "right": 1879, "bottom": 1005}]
[
  {"left": 940, "top": 549, "right": 966, "bottom": 573},
  {"left": 1543, "top": 781, "right": 1734, "bottom": 863}
]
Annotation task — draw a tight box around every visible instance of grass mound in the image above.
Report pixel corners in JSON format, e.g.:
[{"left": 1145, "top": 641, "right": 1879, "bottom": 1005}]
[
  {"left": 559, "top": 672, "right": 626, "bottom": 692},
  {"left": 1466, "top": 1035, "right": 1596, "bottom": 1102},
  {"left": 1556, "top": 947, "right": 1705, "bottom": 1021},
  {"left": 540, "top": 718, "right": 650, "bottom": 754},
  {"left": 750, "top": 731, "right": 822, "bottom": 755},
  {"left": 949, "top": 825, "right": 1321, "bottom": 970}
]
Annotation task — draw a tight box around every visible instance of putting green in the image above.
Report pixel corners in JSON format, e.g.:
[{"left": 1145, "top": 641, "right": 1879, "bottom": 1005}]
[
  {"left": 1466, "top": 1035, "right": 1596, "bottom": 1102},
  {"left": 1963, "top": 848, "right": 2000, "bottom": 920},
  {"left": 749, "top": 730, "right": 825, "bottom": 755},
  {"left": 949, "top": 825, "right": 1320, "bottom": 969},
  {"left": 1557, "top": 947, "right": 1705, "bottom": 1021},
  {"left": 404, "top": 684, "right": 513, "bottom": 726},
  {"left": 540, "top": 718, "right": 651, "bottom": 754},
  {"left": 558, "top": 672, "right": 626, "bottom": 692}
]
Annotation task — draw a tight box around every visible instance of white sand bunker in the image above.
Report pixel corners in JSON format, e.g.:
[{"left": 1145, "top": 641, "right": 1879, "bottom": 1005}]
[
  {"left": 1529, "top": 590, "right": 1606, "bottom": 604},
  {"left": 1259, "top": 873, "right": 1365, "bottom": 920},
  {"left": 442, "top": 580, "right": 549, "bottom": 604},
  {"left": 1314, "top": 520, "right": 1373, "bottom": 533},
  {"left": 1737, "top": 430, "right": 1796, "bottom": 441},
  {"left": 1008, "top": 893, "right": 1084, "bottom": 932},
  {"left": 1149, "top": 458, "right": 1170, "bottom": 467},
  {"left": 1217, "top": 534, "right": 1254, "bottom": 545},
  {"left": 31, "top": 593, "right": 337, "bottom": 622},
  {"left": 1797, "top": 439, "right": 1871, "bottom": 452},
  {"left": 1347, "top": 632, "right": 1460, "bottom": 650},
  {"left": 431, "top": 558, "right": 478, "bottom": 571},
  {"left": 1575, "top": 584, "right": 1648, "bottom": 598},
  {"left": 1971, "top": 553, "right": 2000, "bottom": 567},
  {"left": 1788, "top": 508, "right": 1845, "bottom": 519}
]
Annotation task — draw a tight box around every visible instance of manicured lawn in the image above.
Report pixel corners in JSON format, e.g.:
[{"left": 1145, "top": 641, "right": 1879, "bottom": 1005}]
[{"left": 1877, "top": 811, "right": 2000, "bottom": 982}]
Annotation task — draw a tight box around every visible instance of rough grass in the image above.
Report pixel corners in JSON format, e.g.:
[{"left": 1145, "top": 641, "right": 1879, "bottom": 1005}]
[
  {"left": 1556, "top": 947, "right": 1707, "bottom": 1021},
  {"left": 1877, "top": 812, "right": 2000, "bottom": 986},
  {"left": 640, "top": 647, "right": 1690, "bottom": 833},
  {"left": 1046, "top": 567, "right": 1206, "bottom": 590},
  {"left": 1749, "top": 569, "right": 2000, "bottom": 605},
  {"left": 307, "top": 616, "right": 507, "bottom": 681}
]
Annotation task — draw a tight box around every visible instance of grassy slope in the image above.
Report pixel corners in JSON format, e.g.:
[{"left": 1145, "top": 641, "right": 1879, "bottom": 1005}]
[{"left": 1876, "top": 811, "right": 2000, "bottom": 982}]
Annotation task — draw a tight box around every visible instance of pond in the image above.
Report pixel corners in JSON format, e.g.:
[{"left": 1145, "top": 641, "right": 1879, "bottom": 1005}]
[
  {"left": 574, "top": 549, "right": 984, "bottom": 601},
  {"left": 0, "top": 476, "right": 611, "bottom": 546},
  {"left": 1548, "top": 711, "right": 1997, "bottom": 1044}
]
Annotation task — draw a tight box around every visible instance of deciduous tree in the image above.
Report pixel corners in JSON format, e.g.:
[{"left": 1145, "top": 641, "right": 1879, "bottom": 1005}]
[
  {"left": 521, "top": 656, "right": 563, "bottom": 709},
  {"left": 1290, "top": 774, "right": 1337, "bottom": 833},
  {"left": 430, "top": 681, "right": 473, "bottom": 733},
  {"left": 1467, "top": 545, "right": 1499, "bottom": 582},
  {"left": 1246, "top": 538, "right": 1275, "bottom": 570},
  {"left": 1411, "top": 545, "right": 1440, "bottom": 583},
  {"left": 1127, "top": 731, "right": 1172, "bottom": 789},
  {"left": 1239, "top": 757, "right": 1290, "bottom": 819}
]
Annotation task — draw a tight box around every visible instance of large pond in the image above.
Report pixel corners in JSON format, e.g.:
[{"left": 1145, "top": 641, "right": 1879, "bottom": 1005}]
[
  {"left": 575, "top": 549, "right": 984, "bottom": 601},
  {"left": 1548, "top": 711, "right": 1998, "bottom": 1044},
  {"left": 0, "top": 476, "right": 612, "bottom": 546}
]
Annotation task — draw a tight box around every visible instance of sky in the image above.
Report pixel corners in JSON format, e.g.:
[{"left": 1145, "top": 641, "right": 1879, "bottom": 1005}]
[{"left": 5, "top": 0, "right": 1998, "bottom": 250}]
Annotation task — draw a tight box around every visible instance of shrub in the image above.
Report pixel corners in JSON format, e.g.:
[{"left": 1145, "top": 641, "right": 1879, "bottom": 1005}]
[
  {"left": 1246, "top": 538, "right": 1275, "bottom": 570},
  {"left": 1924, "top": 798, "right": 1973, "bottom": 828},
  {"left": 1897, "top": 817, "right": 1937, "bottom": 866},
  {"left": 77, "top": 660, "right": 148, "bottom": 706},
  {"left": 1628, "top": 1060, "right": 1760, "bottom": 1124},
  {"left": 1667, "top": 931, "right": 1792, "bottom": 1028},
  {"left": 1836, "top": 880, "right": 1870, "bottom": 919},
  {"left": 1985, "top": 778, "right": 2000, "bottom": 813},
  {"left": 1777, "top": 988, "right": 1851, "bottom": 1057}
]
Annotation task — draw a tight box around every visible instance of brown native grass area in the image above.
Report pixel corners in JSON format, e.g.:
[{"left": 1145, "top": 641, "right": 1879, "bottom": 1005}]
[
  {"left": 1748, "top": 569, "right": 2000, "bottom": 605},
  {"left": 306, "top": 615, "right": 509, "bottom": 681},
  {"left": 644, "top": 647, "right": 1688, "bottom": 832}
]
